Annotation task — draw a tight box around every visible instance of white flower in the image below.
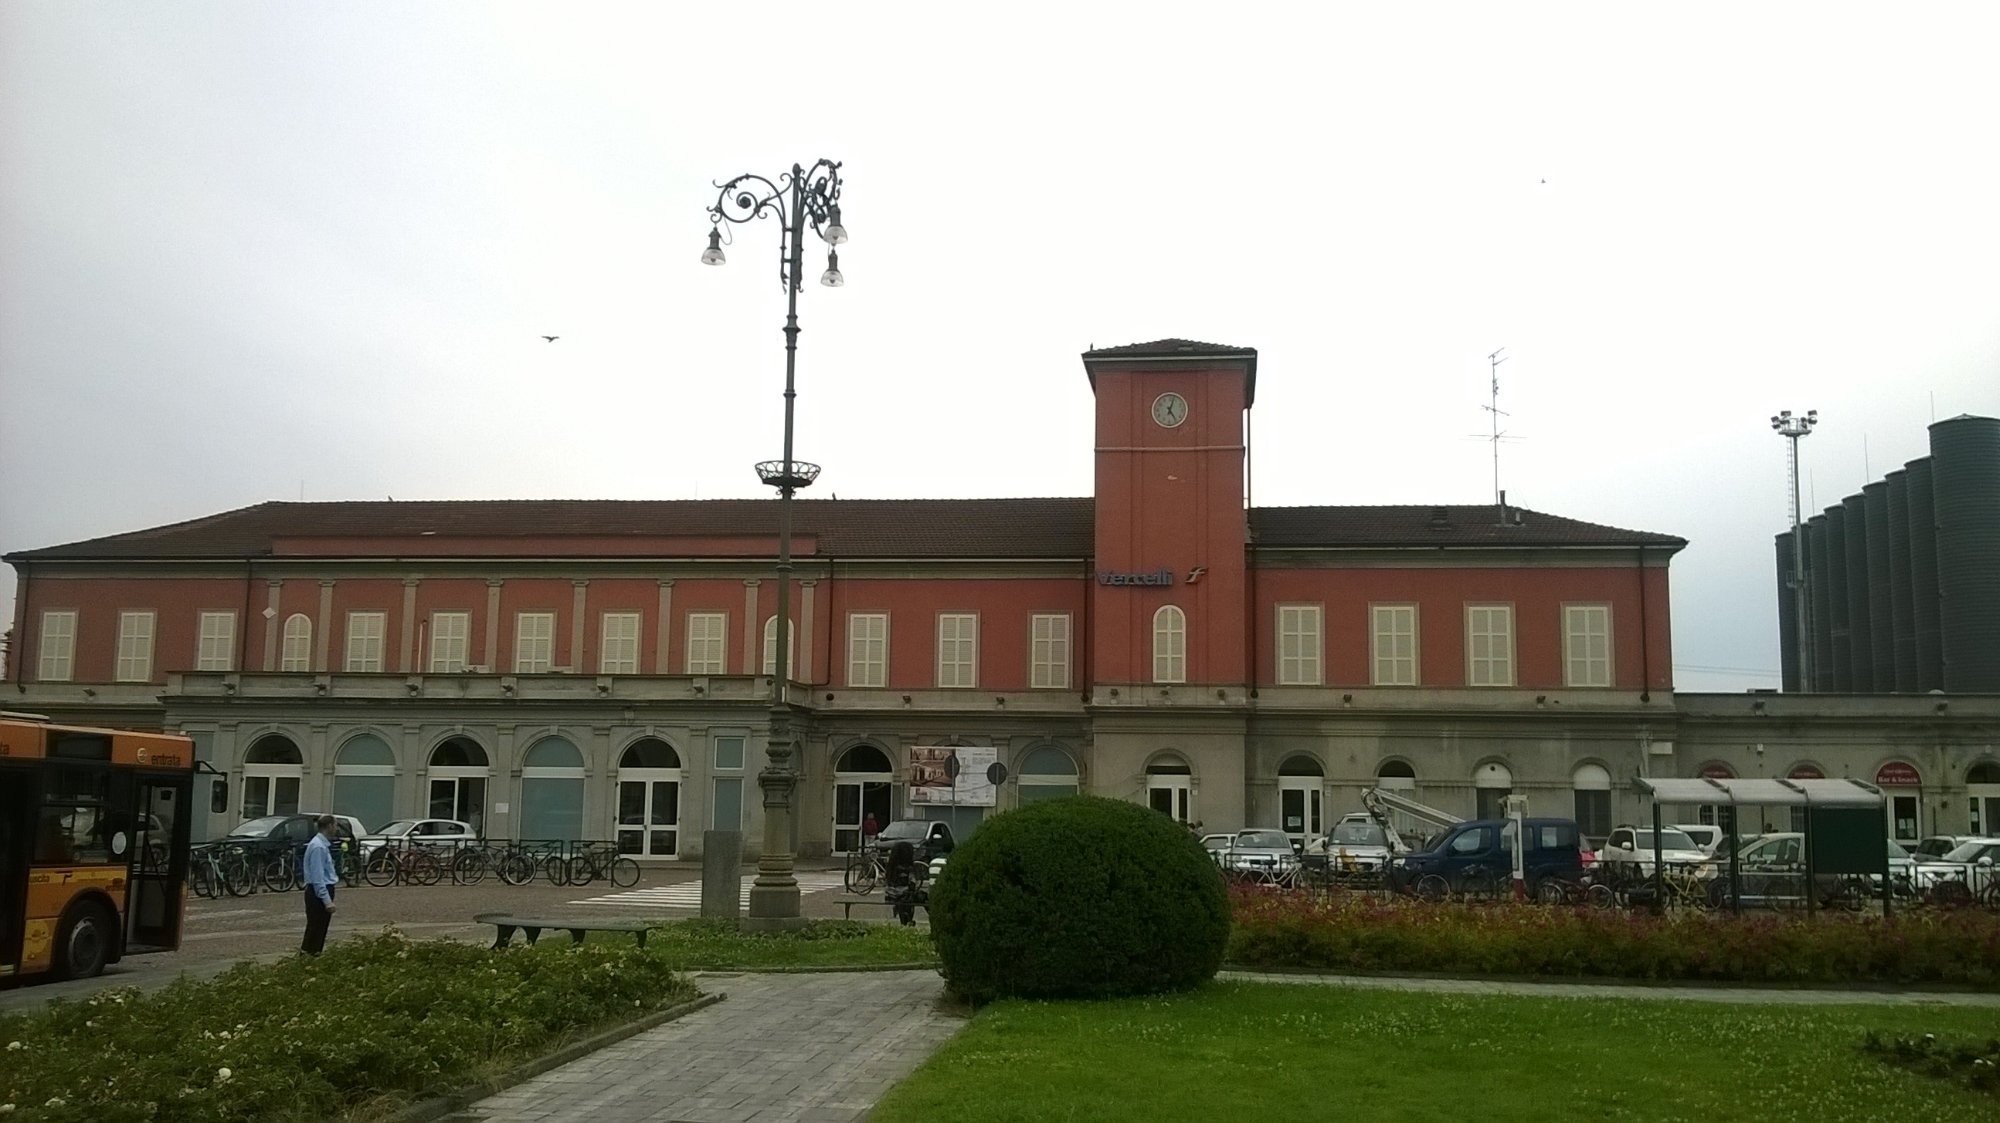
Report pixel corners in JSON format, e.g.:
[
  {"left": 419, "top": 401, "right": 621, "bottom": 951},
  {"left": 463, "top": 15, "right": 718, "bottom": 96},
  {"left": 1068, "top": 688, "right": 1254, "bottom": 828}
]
[
  {"left": 0, "top": 1104, "right": 14, "bottom": 1114},
  {"left": 44, "top": 1100, "right": 64, "bottom": 1109},
  {"left": 218, "top": 1031, "right": 231, "bottom": 1040},
  {"left": 217, "top": 1067, "right": 233, "bottom": 1082},
  {"left": 4, "top": 1041, "right": 18, "bottom": 1050}
]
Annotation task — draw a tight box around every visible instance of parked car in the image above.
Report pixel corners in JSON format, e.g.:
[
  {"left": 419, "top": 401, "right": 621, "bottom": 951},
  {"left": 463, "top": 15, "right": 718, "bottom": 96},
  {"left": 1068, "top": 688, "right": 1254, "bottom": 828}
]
[
  {"left": 1387, "top": 818, "right": 1584, "bottom": 895},
  {"left": 1674, "top": 824, "right": 1727, "bottom": 856},
  {"left": 1216, "top": 829, "right": 1298, "bottom": 876},
  {"left": 869, "top": 818, "right": 956, "bottom": 862},
  {"left": 1713, "top": 833, "right": 1915, "bottom": 908},
  {"left": 1599, "top": 826, "right": 1711, "bottom": 874},
  {"left": 1303, "top": 818, "right": 1396, "bottom": 878},
  {"left": 359, "top": 818, "right": 477, "bottom": 860},
  {"left": 225, "top": 813, "right": 363, "bottom": 848},
  {"left": 1912, "top": 835, "right": 1979, "bottom": 859},
  {"left": 1910, "top": 837, "right": 2000, "bottom": 902},
  {"left": 1200, "top": 833, "right": 1235, "bottom": 863}
]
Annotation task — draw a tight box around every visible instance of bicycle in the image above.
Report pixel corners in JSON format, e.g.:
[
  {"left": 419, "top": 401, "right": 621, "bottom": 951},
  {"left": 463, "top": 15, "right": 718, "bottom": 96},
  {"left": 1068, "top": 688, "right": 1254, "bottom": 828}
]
[
  {"left": 188, "top": 842, "right": 253, "bottom": 899},
  {"left": 363, "top": 841, "right": 443, "bottom": 887},
  {"left": 565, "top": 842, "right": 640, "bottom": 889},
  {"left": 846, "top": 845, "right": 887, "bottom": 894}
]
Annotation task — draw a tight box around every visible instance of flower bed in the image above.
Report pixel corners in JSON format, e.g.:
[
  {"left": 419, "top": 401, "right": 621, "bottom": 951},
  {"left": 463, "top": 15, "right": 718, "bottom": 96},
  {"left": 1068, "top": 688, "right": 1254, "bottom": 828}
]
[
  {"left": 1863, "top": 1030, "right": 2000, "bottom": 1095},
  {"left": 1226, "top": 889, "right": 2000, "bottom": 986},
  {"left": 0, "top": 929, "right": 697, "bottom": 1122}
]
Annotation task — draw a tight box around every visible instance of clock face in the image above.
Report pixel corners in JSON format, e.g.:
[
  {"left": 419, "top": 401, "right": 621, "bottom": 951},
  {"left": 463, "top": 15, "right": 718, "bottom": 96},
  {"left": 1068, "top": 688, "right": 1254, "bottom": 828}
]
[{"left": 1151, "top": 392, "right": 1189, "bottom": 428}]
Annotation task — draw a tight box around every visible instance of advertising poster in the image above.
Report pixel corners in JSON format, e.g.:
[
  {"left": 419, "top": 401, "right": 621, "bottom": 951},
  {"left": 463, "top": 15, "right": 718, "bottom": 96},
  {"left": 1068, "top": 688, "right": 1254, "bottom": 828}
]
[{"left": 909, "top": 745, "right": 999, "bottom": 806}]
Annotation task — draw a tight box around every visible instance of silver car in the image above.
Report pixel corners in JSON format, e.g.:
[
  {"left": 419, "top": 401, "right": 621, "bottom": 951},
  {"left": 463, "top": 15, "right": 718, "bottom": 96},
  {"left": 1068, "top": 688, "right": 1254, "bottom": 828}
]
[
  {"left": 1309, "top": 819, "right": 1395, "bottom": 877},
  {"left": 1219, "top": 829, "right": 1298, "bottom": 878}
]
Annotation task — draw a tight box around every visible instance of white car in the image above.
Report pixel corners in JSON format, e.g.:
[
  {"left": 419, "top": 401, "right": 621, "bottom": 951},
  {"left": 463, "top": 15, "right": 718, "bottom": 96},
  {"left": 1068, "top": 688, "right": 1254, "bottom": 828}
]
[
  {"left": 1910, "top": 837, "right": 2000, "bottom": 901},
  {"left": 1674, "top": 824, "right": 1727, "bottom": 856},
  {"left": 359, "top": 818, "right": 477, "bottom": 860},
  {"left": 1600, "top": 826, "right": 1711, "bottom": 873}
]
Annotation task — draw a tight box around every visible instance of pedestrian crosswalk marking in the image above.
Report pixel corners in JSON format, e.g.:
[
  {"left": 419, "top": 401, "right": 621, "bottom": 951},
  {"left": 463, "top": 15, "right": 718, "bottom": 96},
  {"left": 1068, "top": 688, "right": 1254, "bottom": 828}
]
[{"left": 572, "top": 872, "right": 847, "bottom": 910}]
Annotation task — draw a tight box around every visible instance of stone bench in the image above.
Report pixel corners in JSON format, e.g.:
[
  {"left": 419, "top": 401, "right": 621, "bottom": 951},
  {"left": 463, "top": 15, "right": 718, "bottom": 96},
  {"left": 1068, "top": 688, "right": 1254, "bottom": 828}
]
[{"left": 474, "top": 912, "right": 654, "bottom": 949}]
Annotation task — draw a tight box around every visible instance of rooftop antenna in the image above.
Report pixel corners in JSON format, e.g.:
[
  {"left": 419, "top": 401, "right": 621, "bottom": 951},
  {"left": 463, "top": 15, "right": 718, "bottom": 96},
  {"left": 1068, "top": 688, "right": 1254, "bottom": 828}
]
[{"left": 1481, "top": 348, "right": 1510, "bottom": 505}]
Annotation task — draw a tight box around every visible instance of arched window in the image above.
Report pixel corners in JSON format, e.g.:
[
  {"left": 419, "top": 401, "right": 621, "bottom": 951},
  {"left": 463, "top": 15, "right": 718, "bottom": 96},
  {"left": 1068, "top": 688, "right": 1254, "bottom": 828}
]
[
  {"left": 242, "top": 734, "right": 304, "bottom": 820},
  {"left": 1473, "top": 761, "right": 1513, "bottom": 820},
  {"left": 1571, "top": 762, "right": 1612, "bottom": 841},
  {"left": 617, "top": 738, "right": 682, "bottom": 858},
  {"left": 280, "top": 614, "right": 312, "bottom": 672},
  {"left": 426, "top": 736, "right": 489, "bottom": 837},
  {"left": 762, "top": 616, "right": 797, "bottom": 678},
  {"left": 1018, "top": 744, "right": 1080, "bottom": 805},
  {"left": 1152, "top": 605, "right": 1186, "bottom": 684},
  {"left": 332, "top": 734, "right": 396, "bottom": 833},
  {"left": 833, "top": 742, "right": 895, "bottom": 854},
  {"left": 520, "top": 736, "right": 585, "bottom": 842}
]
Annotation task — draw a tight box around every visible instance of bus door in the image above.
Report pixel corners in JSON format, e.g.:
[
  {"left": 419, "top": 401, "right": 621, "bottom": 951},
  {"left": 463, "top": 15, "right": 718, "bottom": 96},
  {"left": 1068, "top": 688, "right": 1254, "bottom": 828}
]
[
  {"left": 0, "top": 768, "right": 33, "bottom": 980},
  {"left": 125, "top": 774, "right": 191, "bottom": 952}
]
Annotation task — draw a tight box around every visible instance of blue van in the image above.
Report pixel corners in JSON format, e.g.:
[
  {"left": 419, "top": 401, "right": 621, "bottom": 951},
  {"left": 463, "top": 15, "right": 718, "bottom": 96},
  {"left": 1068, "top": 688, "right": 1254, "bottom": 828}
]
[{"left": 1386, "top": 818, "right": 1584, "bottom": 895}]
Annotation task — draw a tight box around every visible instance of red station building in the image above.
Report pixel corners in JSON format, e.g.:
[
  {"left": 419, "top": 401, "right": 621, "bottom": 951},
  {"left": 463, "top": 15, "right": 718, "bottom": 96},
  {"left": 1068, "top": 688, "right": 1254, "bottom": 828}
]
[{"left": 7, "top": 340, "right": 1693, "bottom": 858}]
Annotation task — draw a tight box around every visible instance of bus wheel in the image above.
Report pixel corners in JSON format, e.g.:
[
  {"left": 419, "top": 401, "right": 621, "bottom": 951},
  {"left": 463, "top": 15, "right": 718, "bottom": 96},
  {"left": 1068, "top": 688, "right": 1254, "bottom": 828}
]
[{"left": 57, "top": 902, "right": 115, "bottom": 980}]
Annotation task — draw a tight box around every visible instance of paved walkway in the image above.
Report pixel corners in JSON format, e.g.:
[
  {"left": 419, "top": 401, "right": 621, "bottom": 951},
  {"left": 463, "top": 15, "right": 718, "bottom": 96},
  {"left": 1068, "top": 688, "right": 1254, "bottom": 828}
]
[
  {"left": 1223, "top": 969, "right": 2000, "bottom": 1006},
  {"left": 448, "top": 969, "right": 955, "bottom": 1123}
]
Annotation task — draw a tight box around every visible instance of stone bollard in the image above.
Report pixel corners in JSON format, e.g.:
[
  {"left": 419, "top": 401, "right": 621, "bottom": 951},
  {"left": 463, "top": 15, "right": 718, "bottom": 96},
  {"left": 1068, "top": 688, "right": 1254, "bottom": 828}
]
[{"left": 701, "top": 830, "right": 743, "bottom": 920}]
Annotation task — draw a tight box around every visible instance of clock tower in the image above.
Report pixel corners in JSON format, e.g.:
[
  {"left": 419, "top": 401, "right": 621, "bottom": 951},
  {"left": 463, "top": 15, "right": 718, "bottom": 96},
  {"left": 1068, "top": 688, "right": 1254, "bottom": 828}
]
[{"left": 1083, "top": 339, "right": 1256, "bottom": 691}]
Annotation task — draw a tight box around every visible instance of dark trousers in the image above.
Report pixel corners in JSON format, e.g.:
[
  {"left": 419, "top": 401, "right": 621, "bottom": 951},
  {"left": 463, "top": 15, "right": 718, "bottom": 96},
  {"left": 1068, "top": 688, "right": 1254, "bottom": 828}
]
[{"left": 302, "top": 885, "right": 334, "bottom": 955}]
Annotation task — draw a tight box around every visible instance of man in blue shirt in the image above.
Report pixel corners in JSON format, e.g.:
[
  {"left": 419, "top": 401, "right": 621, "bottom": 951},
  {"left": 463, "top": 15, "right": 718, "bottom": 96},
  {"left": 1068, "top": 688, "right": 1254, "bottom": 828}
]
[{"left": 301, "top": 814, "right": 339, "bottom": 955}]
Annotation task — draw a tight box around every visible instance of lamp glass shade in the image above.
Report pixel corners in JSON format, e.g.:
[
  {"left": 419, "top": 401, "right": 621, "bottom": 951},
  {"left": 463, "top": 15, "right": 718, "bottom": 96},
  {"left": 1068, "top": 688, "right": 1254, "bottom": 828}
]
[
  {"left": 819, "top": 249, "right": 843, "bottom": 287},
  {"left": 701, "top": 227, "right": 726, "bottom": 266}
]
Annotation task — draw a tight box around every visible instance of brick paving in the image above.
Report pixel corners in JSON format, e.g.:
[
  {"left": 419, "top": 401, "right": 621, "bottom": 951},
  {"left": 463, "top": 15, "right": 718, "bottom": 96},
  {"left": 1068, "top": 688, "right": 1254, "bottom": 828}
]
[{"left": 447, "top": 969, "right": 956, "bottom": 1123}]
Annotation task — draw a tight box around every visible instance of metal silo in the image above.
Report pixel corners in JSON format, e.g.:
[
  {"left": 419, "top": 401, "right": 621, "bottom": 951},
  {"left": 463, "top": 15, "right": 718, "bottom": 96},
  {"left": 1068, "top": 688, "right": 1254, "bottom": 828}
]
[
  {"left": 1776, "top": 530, "right": 1800, "bottom": 691},
  {"left": 1808, "top": 512, "right": 1834, "bottom": 691},
  {"left": 1904, "top": 457, "right": 1944, "bottom": 692},
  {"left": 1930, "top": 414, "right": 2000, "bottom": 693},
  {"left": 1862, "top": 481, "right": 1896, "bottom": 691},
  {"left": 1841, "top": 493, "right": 1874, "bottom": 692},
  {"left": 1886, "top": 469, "right": 1917, "bottom": 692},
  {"left": 1824, "top": 503, "right": 1853, "bottom": 692}
]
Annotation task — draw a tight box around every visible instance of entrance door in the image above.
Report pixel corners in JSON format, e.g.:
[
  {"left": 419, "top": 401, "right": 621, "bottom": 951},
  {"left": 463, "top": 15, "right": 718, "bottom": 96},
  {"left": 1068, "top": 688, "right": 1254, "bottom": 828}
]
[
  {"left": 0, "top": 767, "right": 31, "bottom": 977},
  {"left": 1279, "top": 780, "right": 1323, "bottom": 844},
  {"left": 616, "top": 778, "right": 680, "bottom": 858},
  {"left": 126, "top": 776, "right": 189, "bottom": 952},
  {"left": 833, "top": 780, "right": 892, "bottom": 855},
  {"left": 427, "top": 776, "right": 487, "bottom": 834},
  {"left": 1147, "top": 779, "right": 1191, "bottom": 823},
  {"left": 242, "top": 774, "right": 300, "bottom": 821},
  {"left": 1973, "top": 793, "right": 2000, "bottom": 837}
]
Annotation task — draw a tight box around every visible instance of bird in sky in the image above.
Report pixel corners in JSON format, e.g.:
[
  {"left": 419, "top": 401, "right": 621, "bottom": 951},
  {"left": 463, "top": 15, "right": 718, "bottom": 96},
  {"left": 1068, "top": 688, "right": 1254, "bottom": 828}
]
[{"left": 542, "top": 335, "right": 559, "bottom": 342}]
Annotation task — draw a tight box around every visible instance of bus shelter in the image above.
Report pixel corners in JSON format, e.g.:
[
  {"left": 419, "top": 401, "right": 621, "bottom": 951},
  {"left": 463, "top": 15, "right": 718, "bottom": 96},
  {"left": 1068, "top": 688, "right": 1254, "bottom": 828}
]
[{"left": 1632, "top": 777, "right": 1888, "bottom": 916}]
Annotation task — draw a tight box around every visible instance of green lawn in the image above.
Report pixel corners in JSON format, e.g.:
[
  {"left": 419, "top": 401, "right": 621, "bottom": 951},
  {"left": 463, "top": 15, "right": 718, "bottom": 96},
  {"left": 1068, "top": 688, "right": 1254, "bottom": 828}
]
[
  {"left": 638, "top": 919, "right": 937, "bottom": 970},
  {"left": 871, "top": 982, "right": 2000, "bottom": 1123}
]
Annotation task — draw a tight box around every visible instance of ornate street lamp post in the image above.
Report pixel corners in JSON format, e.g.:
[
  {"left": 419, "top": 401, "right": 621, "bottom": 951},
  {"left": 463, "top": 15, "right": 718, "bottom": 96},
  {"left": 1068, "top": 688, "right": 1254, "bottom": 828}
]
[{"left": 703, "top": 159, "right": 846, "bottom": 927}]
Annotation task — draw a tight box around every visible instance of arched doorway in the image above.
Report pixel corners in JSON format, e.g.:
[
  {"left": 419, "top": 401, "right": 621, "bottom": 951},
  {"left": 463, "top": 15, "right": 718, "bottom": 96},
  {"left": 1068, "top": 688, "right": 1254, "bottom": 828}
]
[
  {"left": 1969, "top": 763, "right": 2000, "bottom": 836},
  {"left": 520, "top": 737, "right": 585, "bottom": 842},
  {"left": 833, "top": 743, "right": 894, "bottom": 855},
  {"left": 1375, "top": 759, "right": 1420, "bottom": 840},
  {"left": 616, "top": 738, "right": 681, "bottom": 858},
  {"left": 1018, "top": 744, "right": 1079, "bottom": 805},
  {"left": 1571, "top": 762, "right": 1612, "bottom": 843},
  {"left": 1146, "top": 755, "right": 1192, "bottom": 824},
  {"left": 332, "top": 734, "right": 396, "bottom": 833},
  {"left": 427, "top": 737, "right": 489, "bottom": 836},
  {"left": 1875, "top": 761, "right": 1922, "bottom": 844},
  {"left": 1278, "top": 755, "right": 1324, "bottom": 845},
  {"left": 1693, "top": 762, "right": 1737, "bottom": 834},
  {"left": 242, "top": 735, "right": 303, "bottom": 820},
  {"left": 1473, "top": 761, "right": 1512, "bottom": 820}
]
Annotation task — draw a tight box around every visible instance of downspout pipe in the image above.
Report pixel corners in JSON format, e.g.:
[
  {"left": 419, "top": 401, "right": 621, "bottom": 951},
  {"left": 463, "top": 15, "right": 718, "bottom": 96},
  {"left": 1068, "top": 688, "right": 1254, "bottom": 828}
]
[{"left": 1636, "top": 545, "right": 1651, "bottom": 703}]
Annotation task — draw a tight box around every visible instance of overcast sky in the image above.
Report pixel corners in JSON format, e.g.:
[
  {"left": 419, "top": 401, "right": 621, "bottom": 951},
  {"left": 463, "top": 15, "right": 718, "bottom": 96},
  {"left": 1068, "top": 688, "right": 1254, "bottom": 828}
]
[{"left": 3, "top": 3, "right": 1997, "bottom": 692}]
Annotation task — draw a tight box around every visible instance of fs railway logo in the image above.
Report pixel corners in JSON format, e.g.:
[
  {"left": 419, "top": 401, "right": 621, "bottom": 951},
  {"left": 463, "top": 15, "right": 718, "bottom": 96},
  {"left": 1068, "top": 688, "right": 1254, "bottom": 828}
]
[{"left": 1186, "top": 566, "right": 1207, "bottom": 585}]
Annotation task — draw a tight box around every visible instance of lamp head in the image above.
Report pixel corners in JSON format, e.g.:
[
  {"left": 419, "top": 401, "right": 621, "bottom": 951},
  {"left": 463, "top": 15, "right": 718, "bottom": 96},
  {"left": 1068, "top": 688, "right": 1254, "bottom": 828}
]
[
  {"left": 701, "top": 226, "right": 726, "bottom": 266},
  {"left": 819, "top": 248, "right": 844, "bottom": 287},
  {"left": 823, "top": 203, "right": 847, "bottom": 245}
]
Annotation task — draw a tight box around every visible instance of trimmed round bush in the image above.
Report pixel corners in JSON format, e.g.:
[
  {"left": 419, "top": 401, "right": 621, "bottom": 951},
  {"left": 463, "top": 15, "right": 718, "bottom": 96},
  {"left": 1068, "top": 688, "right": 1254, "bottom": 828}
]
[{"left": 928, "top": 796, "right": 1230, "bottom": 1003}]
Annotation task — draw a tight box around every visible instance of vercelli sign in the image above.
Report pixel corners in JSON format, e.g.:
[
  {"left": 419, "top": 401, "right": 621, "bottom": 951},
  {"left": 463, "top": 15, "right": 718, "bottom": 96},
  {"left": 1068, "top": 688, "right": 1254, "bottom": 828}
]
[{"left": 1096, "top": 568, "right": 1174, "bottom": 586}]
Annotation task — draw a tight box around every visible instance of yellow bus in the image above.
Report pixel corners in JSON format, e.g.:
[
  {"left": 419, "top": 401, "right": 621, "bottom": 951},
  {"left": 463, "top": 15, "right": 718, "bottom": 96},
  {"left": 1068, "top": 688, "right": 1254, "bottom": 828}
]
[{"left": 1, "top": 714, "right": 197, "bottom": 984}]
